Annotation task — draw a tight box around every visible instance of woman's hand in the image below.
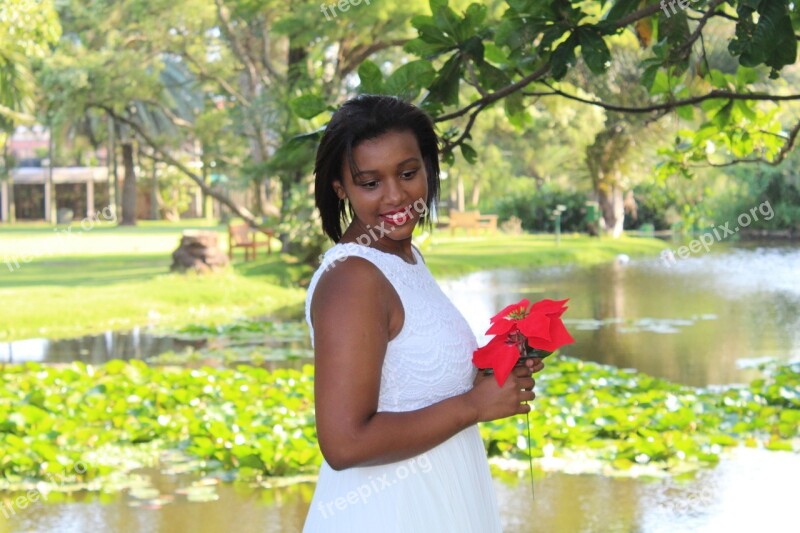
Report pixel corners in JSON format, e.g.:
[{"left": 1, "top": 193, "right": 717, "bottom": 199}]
[{"left": 465, "top": 358, "right": 544, "bottom": 423}]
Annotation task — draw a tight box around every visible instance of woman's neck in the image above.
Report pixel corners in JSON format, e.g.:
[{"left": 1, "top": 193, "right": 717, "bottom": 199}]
[{"left": 340, "top": 222, "right": 415, "bottom": 264}]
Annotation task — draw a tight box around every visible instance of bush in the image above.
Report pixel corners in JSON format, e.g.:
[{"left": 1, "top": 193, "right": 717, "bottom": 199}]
[
  {"left": 624, "top": 182, "right": 680, "bottom": 231},
  {"left": 492, "top": 184, "right": 589, "bottom": 233}
]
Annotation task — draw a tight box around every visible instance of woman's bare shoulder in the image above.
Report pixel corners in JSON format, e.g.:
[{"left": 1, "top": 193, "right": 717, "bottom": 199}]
[{"left": 311, "top": 256, "right": 391, "bottom": 320}]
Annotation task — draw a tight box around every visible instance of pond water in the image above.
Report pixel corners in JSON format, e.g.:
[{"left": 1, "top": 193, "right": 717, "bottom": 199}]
[
  {"left": 442, "top": 242, "right": 800, "bottom": 388},
  {"left": 2, "top": 243, "right": 798, "bottom": 532}
]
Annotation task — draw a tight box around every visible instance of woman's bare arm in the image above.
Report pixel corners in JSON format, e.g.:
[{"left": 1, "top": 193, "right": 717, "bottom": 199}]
[{"left": 311, "top": 257, "right": 537, "bottom": 471}]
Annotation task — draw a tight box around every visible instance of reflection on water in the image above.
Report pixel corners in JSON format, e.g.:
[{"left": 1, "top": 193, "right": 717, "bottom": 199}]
[
  {"left": 498, "top": 447, "right": 799, "bottom": 533},
  {"left": 440, "top": 244, "right": 800, "bottom": 387},
  {"left": 0, "top": 328, "right": 205, "bottom": 364},
  {"left": 2, "top": 448, "right": 796, "bottom": 533}
]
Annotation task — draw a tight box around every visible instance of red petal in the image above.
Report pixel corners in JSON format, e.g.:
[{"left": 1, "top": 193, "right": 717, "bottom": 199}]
[
  {"left": 527, "top": 317, "right": 574, "bottom": 352},
  {"left": 473, "top": 335, "right": 521, "bottom": 386},
  {"left": 491, "top": 343, "right": 521, "bottom": 387},
  {"left": 530, "top": 298, "right": 569, "bottom": 317},
  {"left": 485, "top": 319, "right": 515, "bottom": 336},
  {"left": 517, "top": 312, "right": 551, "bottom": 340},
  {"left": 472, "top": 335, "right": 508, "bottom": 367},
  {"left": 489, "top": 298, "right": 530, "bottom": 323}
]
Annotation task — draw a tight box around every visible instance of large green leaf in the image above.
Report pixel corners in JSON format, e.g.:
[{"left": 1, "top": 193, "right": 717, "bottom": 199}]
[
  {"left": 578, "top": 27, "right": 611, "bottom": 74},
  {"left": 384, "top": 60, "right": 436, "bottom": 101},
  {"left": 357, "top": 61, "right": 384, "bottom": 94},
  {"left": 288, "top": 94, "right": 327, "bottom": 120},
  {"left": 426, "top": 53, "right": 462, "bottom": 106},
  {"left": 549, "top": 33, "right": 579, "bottom": 80},
  {"left": 729, "top": 0, "right": 797, "bottom": 77}
]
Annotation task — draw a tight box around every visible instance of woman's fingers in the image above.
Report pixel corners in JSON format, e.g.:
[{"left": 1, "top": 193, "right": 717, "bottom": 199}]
[
  {"left": 517, "top": 377, "right": 534, "bottom": 390},
  {"left": 527, "top": 358, "right": 545, "bottom": 373},
  {"left": 519, "top": 390, "right": 535, "bottom": 402},
  {"left": 512, "top": 366, "right": 532, "bottom": 378}
]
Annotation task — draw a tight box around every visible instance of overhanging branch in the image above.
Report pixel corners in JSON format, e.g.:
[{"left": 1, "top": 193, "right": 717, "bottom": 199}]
[
  {"left": 523, "top": 85, "right": 800, "bottom": 114},
  {"left": 97, "top": 105, "right": 261, "bottom": 226}
]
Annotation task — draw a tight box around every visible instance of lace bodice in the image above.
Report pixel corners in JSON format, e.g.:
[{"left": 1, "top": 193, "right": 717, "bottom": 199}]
[{"left": 305, "top": 243, "right": 478, "bottom": 411}]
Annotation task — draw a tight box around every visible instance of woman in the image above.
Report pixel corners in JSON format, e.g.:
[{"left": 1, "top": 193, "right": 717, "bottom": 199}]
[{"left": 303, "top": 94, "right": 542, "bottom": 532}]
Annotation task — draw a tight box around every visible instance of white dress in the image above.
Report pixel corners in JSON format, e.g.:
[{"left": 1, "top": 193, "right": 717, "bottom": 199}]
[{"left": 302, "top": 243, "right": 502, "bottom": 532}]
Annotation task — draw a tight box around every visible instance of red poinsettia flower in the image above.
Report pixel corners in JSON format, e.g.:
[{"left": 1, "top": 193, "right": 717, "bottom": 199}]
[{"left": 473, "top": 298, "right": 574, "bottom": 386}]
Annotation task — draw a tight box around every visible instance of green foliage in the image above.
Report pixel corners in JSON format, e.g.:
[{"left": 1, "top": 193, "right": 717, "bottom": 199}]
[
  {"left": 275, "top": 179, "right": 329, "bottom": 265},
  {"left": 0, "top": 361, "right": 320, "bottom": 489},
  {"left": 480, "top": 358, "right": 800, "bottom": 474},
  {"left": 729, "top": 0, "right": 798, "bottom": 78},
  {"left": 624, "top": 182, "right": 681, "bottom": 231},
  {"left": 0, "top": 0, "right": 61, "bottom": 124},
  {"left": 2, "top": 357, "right": 797, "bottom": 490},
  {"left": 492, "top": 183, "right": 589, "bottom": 233},
  {"left": 708, "top": 154, "right": 800, "bottom": 231}
]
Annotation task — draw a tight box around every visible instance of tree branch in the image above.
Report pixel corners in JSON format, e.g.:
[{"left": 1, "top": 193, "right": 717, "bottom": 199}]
[
  {"left": 436, "top": 63, "right": 551, "bottom": 122},
  {"left": 97, "top": 105, "right": 260, "bottom": 226},
  {"left": 440, "top": 102, "right": 487, "bottom": 153},
  {"left": 434, "top": 1, "right": 673, "bottom": 124},
  {"left": 522, "top": 85, "right": 800, "bottom": 114},
  {"left": 339, "top": 39, "right": 410, "bottom": 80},
  {"left": 214, "top": 0, "right": 260, "bottom": 95},
  {"left": 613, "top": 3, "right": 665, "bottom": 28},
  {"left": 675, "top": 0, "right": 726, "bottom": 58},
  {"left": 181, "top": 48, "right": 251, "bottom": 107},
  {"left": 705, "top": 120, "right": 800, "bottom": 167}
]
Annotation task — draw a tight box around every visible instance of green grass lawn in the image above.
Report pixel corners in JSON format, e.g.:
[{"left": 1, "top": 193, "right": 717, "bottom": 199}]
[
  {"left": 422, "top": 232, "right": 667, "bottom": 278},
  {"left": 1, "top": 222, "right": 666, "bottom": 341}
]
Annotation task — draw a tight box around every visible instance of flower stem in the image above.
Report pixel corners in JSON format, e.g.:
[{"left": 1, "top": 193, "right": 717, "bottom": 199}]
[{"left": 526, "top": 409, "right": 535, "bottom": 500}]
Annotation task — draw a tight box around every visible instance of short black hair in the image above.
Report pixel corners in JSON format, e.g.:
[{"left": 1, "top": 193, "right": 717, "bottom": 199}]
[{"left": 314, "top": 94, "right": 441, "bottom": 243}]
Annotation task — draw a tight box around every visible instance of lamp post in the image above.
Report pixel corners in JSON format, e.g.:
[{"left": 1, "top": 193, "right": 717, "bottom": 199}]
[{"left": 553, "top": 204, "right": 567, "bottom": 245}]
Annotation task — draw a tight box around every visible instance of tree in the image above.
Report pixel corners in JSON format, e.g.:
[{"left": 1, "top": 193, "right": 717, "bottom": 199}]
[
  {"left": 288, "top": 0, "right": 800, "bottom": 236},
  {"left": 0, "top": 0, "right": 61, "bottom": 223},
  {"left": 39, "top": 0, "right": 427, "bottom": 242}
]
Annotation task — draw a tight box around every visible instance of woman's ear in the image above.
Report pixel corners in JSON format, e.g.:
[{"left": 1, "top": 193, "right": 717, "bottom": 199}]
[{"left": 332, "top": 180, "right": 347, "bottom": 201}]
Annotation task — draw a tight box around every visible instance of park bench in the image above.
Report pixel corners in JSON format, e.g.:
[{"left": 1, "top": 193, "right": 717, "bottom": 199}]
[
  {"left": 228, "top": 222, "right": 274, "bottom": 261},
  {"left": 447, "top": 210, "right": 498, "bottom": 235}
]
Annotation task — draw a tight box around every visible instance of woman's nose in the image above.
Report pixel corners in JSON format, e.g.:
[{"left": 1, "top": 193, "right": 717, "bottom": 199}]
[{"left": 384, "top": 177, "right": 404, "bottom": 205}]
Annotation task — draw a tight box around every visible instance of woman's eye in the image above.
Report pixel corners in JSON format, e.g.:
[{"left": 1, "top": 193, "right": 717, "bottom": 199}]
[
  {"left": 362, "top": 181, "right": 378, "bottom": 189},
  {"left": 401, "top": 170, "right": 418, "bottom": 179}
]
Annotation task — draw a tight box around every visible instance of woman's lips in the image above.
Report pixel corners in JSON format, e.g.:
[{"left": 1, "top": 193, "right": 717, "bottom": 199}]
[{"left": 380, "top": 210, "right": 411, "bottom": 226}]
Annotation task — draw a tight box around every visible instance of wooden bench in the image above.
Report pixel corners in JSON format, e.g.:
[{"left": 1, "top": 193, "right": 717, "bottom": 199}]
[
  {"left": 448, "top": 210, "right": 498, "bottom": 235},
  {"left": 228, "top": 222, "right": 274, "bottom": 261}
]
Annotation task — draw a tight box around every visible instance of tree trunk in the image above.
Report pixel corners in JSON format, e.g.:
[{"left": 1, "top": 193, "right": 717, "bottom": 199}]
[
  {"left": 150, "top": 149, "right": 159, "bottom": 221},
  {"left": 121, "top": 141, "right": 137, "bottom": 225},
  {"left": 456, "top": 173, "right": 465, "bottom": 211},
  {"left": 470, "top": 181, "right": 480, "bottom": 208},
  {"left": 596, "top": 179, "right": 625, "bottom": 238},
  {"left": 2, "top": 140, "right": 14, "bottom": 223},
  {"left": 586, "top": 124, "right": 631, "bottom": 238}
]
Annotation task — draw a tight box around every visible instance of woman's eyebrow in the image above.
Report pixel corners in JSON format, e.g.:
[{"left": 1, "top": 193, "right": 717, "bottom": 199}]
[
  {"left": 352, "top": 157, "right": 421, "bottom": 178},
  {"left": 395, "top": 157, "right": 421, "bottom": 167}
]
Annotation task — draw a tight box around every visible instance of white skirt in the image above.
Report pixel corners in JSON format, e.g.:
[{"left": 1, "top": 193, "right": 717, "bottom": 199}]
[{"left": 302, "top": 424, "right": 502, "bottom": 532}]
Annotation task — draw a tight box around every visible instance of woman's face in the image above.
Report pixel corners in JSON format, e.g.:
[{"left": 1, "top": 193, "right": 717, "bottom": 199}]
[{"left": 333, "top": 129, "right": 428, "bottom": 244}]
